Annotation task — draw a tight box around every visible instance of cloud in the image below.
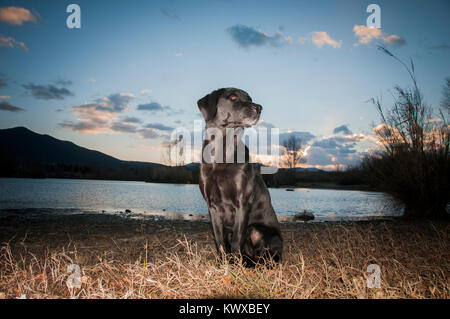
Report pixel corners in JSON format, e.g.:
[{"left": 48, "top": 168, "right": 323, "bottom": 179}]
[
  {"left": 122, "top": 116, "right": 142, "bottom": 124},
  {"left": 0, "top": 6, "right": 37, "bottom": 26},
  {"left": 372, "top": 123, "right": 403, "bottom": 146},
  {"left": 226, "top": 24, "right": 289, "bottom": 48},
  {"left": 60, "top": 93, "right": 134, "bottom": 134},
  {"left": 175, "top": 52, "right": 183, "bottom": 57},
  {"left": 304, "top": 133, "right": 370, "bottom": 168},
  {"left": 427, "top": 44, "right": 449, "bottom": 50},
  {"left": 137, "top": 101, "right": 169, "bottom": 112},
  {"left": 279, "top": 131, "right": 315, "bottom": 144},
  {"left": 353, "top": 25, "right": 382, "bottom": 45},
  {"left": 0, "top": 95, "right": 11, "bottom": 99},
  {"left": 333, "top": 125, "right": 353, "bottom": 135},
  {"left": 137, "top": 99, "right": 183, "bottom": 117},
  {"left": 140, "top": 89, "right": 152, "bottom": 95},
  {"left": 111, "top": 121, "right": 137, "bottom": 133},
  {"left": 0, "top": 100, "right": 23, "bottom": 112},
  {"left": 307, "top": 140, "right": 360, "bottom": 166},
  {"left": 305, "top": 146, "right": 362, "bottom": 167},
  {"left": 418, "top": 39, "right": 449, "bottom": 51},
  {"left": 353, "top": 25, "right": 405, "bottom": 47},
  {"left": 138, "top": 128, "right": 160, "bottom": 139},
  {"left": 0, "top": 78, "right": 6, "bottom": 88},
  {"left": 59, "top": 121, "right": 101, "bottom": 133},
  {"left": 144, "top": 123, "right": 174, "bottom": 131},
  {"left": 313, "top": 137, "right": 354, "bottom": 150},
  {"left": 88, "top": 78, "right": 96, "bottom": 83},
  {"left": 298, "top": 37, "right": 307, "bottom": 45},
  {"left": 0, "top": 100, "right": 24, "bottom": 112},
  {"left": 274, "top": 127, "right": 377, "bottom": 169},
  {"left": 160, "top": 8, "right": 181, "bottom": 21},
  {"left": 96, "top": 93, "right": 134, "bottom": 113},
  {"left": 311, "top": 31, "right": 342, "bottom": 48},
  {"left": 54, "top": 79, "right": 73, "bottom": 87},
  {"left": 255, "top": 120, "right": 277, "bottom": 129},
  {"left": 23, "top": 83, "right": 74, "bottom": 100},
  {"left": 311, "top": 138, "right": 339, "bottom": 149},
  {"left": 383, "top": 34, "right": 406, "bottom": 46},
  {"left": 61, "top": 94, "right": 177, "bottom": 140},
  {"left": 0, "top": 35, "right": 28, "bottom": 51},
  {"left": 248, "top": 130, "right": 316, "bottom": 169}
]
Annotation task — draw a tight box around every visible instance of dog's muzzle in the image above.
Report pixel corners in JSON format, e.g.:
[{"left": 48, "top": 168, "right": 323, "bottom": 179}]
[{"left": 252, "top": 103, "right": 262, "bottom": 115}]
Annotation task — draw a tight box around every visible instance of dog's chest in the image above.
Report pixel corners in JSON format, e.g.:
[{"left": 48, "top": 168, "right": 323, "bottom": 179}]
[{"left": 200, "top": 164, "right": 251, "bottom": 208}]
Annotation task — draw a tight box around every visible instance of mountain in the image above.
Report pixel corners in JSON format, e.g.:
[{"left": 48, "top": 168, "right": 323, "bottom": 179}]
[
  {"left": 0, "top": 126, "right": 205, "bottom": 183},
  {"left": 0, "top": 126, "right": 162, "bottom": 168},
  {"left": 295, "top": 167, "right": 323, "bottom": 172}
]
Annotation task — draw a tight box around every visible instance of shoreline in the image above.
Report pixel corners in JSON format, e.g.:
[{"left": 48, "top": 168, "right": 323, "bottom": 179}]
[
  {"left": 0, "top": 207, "right": 400, "bottom": 224},
  {"left": 0, "top": 211, "right": 448, "bottom": 299},
  {"left": 0, "top": 176, "right": 375, "bottom": 192}
]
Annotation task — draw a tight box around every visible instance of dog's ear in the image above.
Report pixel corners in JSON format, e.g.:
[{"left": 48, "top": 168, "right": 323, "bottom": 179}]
[{"left": 197, "top": 88, "right": 225, "bottom": 122}]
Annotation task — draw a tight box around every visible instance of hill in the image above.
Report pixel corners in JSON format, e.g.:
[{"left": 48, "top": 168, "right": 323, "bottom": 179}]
[
  {"left": 1, "top": 126, "right": 128, "bottom": 167},
  {"left": 0, "top": 127, "right": 196, "bottom": 182}
]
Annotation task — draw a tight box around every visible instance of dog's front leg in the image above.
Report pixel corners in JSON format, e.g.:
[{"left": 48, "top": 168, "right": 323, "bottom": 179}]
[
  {"left": 230, "top": 204, "right": 248, "bottom": 254},
  {"left": 209, "top": 207, "right": 226, "bottom": 253}
]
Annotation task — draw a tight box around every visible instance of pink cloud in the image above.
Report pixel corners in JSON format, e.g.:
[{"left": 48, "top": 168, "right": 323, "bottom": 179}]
[
  {"left": 353, "top": 25, "right": 405, "bottom": 46},
  {"left": 0, "top": 35, "right": 28, "bottom": 51},
  {"left": 0, "top": 6, "right": 37, "bottom": 26},
  {"left": 311, "top": 31, "right": 342, "bottom": 48}
]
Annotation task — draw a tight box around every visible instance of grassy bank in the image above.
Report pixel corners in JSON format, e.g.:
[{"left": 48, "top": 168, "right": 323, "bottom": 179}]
[{"left": 0, "top": 213, "right": 448, "bottom": 299}]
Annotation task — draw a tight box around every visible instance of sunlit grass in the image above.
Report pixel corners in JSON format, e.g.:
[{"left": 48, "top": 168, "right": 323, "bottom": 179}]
[{"left": 0, "top": 219, "right": 448, "bottom": 299}]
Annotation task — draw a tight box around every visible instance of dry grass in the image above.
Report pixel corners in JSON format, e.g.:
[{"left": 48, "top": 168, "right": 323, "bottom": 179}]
[{"left": 0, "top": 215, "right": 448, "bottom": 299}]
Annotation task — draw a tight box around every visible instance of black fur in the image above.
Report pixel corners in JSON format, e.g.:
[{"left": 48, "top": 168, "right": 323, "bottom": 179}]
[{"left": 198, "top": 88, "right": 283, "bottom": 266}]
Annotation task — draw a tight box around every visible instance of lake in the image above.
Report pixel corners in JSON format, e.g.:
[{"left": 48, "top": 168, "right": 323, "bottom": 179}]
[{"left": 0, "top": 178, "right": 401, "bottom": 221}]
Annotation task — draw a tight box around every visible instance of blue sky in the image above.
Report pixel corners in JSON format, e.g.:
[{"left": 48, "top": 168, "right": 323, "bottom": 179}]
[{"left": 0, "top": 0, "right": 449, "bottom": 168}]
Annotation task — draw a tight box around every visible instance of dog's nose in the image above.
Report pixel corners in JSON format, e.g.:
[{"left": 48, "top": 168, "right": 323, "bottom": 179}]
[{"left": 252, "top": 103, "right": 262, "bottom": 113}]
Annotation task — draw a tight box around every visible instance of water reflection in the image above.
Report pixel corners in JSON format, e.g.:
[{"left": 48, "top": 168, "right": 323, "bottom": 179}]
[{"left": 0, "top": 178, "right": 401, "bottom": 218}]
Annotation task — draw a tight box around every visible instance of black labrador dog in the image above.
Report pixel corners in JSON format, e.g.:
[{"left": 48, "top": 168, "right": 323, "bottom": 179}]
[{"left": 197, "top": 88, "right": 282, "bottom": 266}]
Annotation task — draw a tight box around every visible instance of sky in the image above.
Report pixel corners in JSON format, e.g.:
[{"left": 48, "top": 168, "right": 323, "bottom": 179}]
[{"left": 0, "top": 0, "right": 449, "bottom": 169}]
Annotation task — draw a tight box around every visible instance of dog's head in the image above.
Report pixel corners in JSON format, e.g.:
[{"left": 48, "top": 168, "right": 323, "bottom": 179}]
[{"left": 197, "top": 88, "right": 262, "bottom": 128}]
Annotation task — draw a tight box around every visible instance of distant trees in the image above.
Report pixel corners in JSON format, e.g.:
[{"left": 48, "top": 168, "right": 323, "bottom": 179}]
[
  {"left": 361, "top": 47, "right": 449, "bottom": 219},
  {"left": 280, "top": 135, "right": 306, "bottom": 185},
  {"left": 281, "top": 135, "right": 306, "bottom": 169},
  {"left": 162, "top": 134, "right": 186, "bottom": 167},
  {"left": 0, "top": 159, "right": 199, "bottom": 184}
]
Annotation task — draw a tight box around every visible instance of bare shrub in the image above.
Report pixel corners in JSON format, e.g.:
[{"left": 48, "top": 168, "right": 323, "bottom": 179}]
[{"left": 362, "top": 47, "right": 449, "bottom": 218}]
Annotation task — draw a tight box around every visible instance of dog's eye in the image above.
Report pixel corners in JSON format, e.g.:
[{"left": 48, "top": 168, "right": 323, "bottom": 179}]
[{"left": 229, "top": 95, "right": 238, "bottom": 101}]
